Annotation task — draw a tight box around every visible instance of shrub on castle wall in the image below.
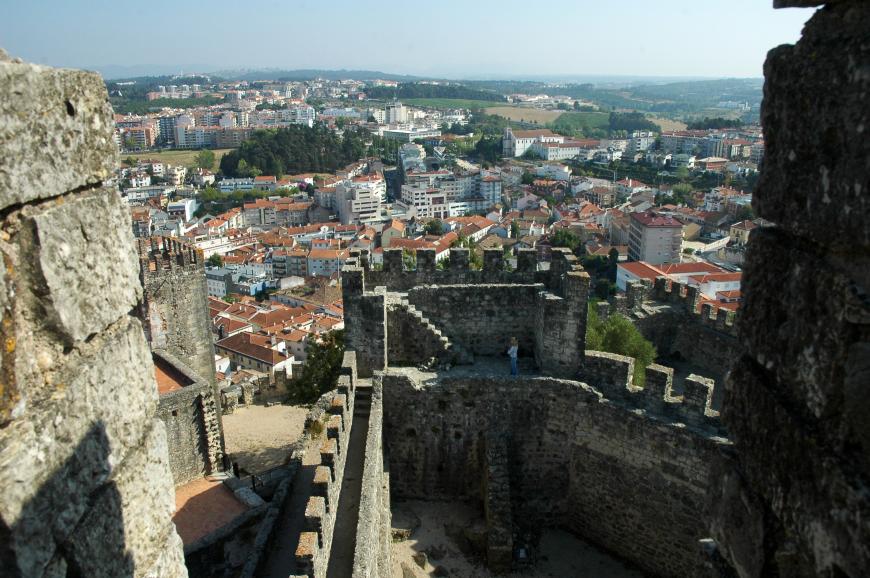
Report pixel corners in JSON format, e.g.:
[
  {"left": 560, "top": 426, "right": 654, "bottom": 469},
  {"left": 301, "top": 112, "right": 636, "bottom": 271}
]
[
  {"left": 587, "top": 302, "right": 656, "bottom": 386},
  {"left": 286, "top": 330, "right": 345, "bottom": 404}
]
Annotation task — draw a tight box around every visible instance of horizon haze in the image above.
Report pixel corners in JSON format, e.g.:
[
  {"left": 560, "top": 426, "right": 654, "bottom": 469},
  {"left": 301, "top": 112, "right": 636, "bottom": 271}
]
[{"left": 1, "top": 0, "right": 814, "bottom": 80}]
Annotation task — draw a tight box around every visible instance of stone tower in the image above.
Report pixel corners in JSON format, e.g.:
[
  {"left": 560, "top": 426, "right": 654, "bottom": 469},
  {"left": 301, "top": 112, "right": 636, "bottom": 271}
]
[{"left": 139, "top": 236, "right": 218, "bottom": 389}]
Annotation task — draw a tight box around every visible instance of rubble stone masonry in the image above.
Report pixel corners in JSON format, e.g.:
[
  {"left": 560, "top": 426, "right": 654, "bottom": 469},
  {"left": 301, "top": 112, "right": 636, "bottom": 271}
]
[
  {"left": 382, "top": 368, "right": 727, "bottom": 578},
  {"left": 0, "top": 52, "right": 188, "bottom": 576},
  {"left": 709, "top": 1, "right": 870, "bottom": 576}
]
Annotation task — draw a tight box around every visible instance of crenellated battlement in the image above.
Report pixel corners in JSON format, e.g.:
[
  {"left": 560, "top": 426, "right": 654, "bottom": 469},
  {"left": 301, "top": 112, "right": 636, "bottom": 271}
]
[
  {"left": 579, "top": 351, "right": 722, "bottom": 434},
  {"left": 650, "top": 277, "right": 738, "bottom": 334},
  {"left": 294, "top": 352, "right": 358, "bottom": 577},
  {"left": 344, "top": 247, "right": 583, "bottom": 298},
  {"left": 342, "top": 247, "right": 590, "bottom": 379},
  {"left": 138, "top": 235, "right": 204, "bottom": 273}
]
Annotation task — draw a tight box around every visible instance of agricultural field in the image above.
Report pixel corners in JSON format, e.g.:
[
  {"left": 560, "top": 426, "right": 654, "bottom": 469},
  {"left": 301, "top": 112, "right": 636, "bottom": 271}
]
[
  {"left": 548, "top": 112, "right": 610, "bottom": 136},
  {"left": 484, "top": 106, "right": 563, "bottom": 123},
  {"left": 401, "top": 98, "right": 501, "bottom": 110},
  {"left": 120, "top": 148, "right": 232, "bottom": 169},
  {"left": 648, "top": 116, "right": 688, "bottom": 131}
]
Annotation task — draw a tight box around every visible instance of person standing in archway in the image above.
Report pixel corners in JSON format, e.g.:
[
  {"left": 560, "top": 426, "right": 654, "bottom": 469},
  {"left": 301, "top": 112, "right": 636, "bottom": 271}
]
[{"left": 508, "top": 337, "right": 519, "bottom": 376}]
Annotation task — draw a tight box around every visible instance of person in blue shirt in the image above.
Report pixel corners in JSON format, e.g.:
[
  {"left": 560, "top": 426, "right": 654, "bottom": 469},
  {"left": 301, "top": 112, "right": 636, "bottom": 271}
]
[{"left": 507, "top": 336, "right": 518, "bottom": 376}]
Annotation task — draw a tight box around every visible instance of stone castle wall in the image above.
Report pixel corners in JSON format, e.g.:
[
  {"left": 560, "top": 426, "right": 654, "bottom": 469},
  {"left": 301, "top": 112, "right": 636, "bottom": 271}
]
[
  {"left": 0, "top": 53, "right": 187, "bottom": 577},
  {"left": 350, "top": 377, "right": 391, "bottom": 578},
  {"left": 139, "top": 237, "right": 226, "bottom": 475},
  {"left": 381, "top": 366, "right": 727, "bottom": 578},
  {"left": 139, "top": 237, "right": 219, "bottom": 388},
  {"left": 343, "top": 247, "right": 589, "bottom": 378},
  {"left": 709, "top": 1, "right": 870, "bottom": 576},
  {"left": 406, "top": 284, "right": 541, "bottom": 356},
  {"left": 621, "top": 278, "right": 741, "bottom": 386},
  {"left": 293, "top": 352, "right": 359, "bottom": 577},
  {"left": 153, "top": 351, "right": 224, "bottom": 486}
]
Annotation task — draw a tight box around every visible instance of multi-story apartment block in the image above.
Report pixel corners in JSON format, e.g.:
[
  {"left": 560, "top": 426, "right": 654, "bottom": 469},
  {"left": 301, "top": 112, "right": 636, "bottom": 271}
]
[
  {"left": 244, "top": 199, "right": 277, "bottom": 227},
  {"left": 479, "top": 175, "right": 503, "bottom": 206},
  {"left": 626, "top": 131, "right": 657, "bottom": 154},
  {"left": 386, "top": 102, "right": 408, "bottom": 124},
  {"left": 165, "top": 165, "right": 187, "bottom": 186},
  {"left": 307, "top": 248, "right": 348, "bottom": 277},
  {"left": 628, "top": 211, "right": 683, "bottom": 264},
  {"left": 335, "top": 175, "right": 386, "bottom": 225}
]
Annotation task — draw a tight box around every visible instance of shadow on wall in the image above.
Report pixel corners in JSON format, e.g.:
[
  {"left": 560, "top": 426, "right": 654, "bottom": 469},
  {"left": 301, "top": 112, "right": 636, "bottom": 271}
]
[{"left": 0, "top": 422, "right": 135, "bottom": 578}]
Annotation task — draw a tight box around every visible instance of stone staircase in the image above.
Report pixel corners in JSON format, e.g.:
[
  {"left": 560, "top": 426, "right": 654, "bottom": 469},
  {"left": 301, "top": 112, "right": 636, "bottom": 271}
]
[
  {"left": 354, "top": 381, "right": 372, "bottom": 419},
  {"left": 387, "top": 295, "right": 473, "bottom": 366}
]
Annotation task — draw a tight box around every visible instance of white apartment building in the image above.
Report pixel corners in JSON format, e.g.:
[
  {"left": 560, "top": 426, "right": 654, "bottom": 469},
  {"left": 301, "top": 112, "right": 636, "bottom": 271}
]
[
  {"left": 165, "top": 165, "right": 187, "bottom": 186},
  {"left": 366, "top": 108, "right": 386, "bottom": 123},
  {"left": 502, "top": 127, "right": 565, "bottom": 157},
  {"left": 382, "top": 127, "right": 441, "bottom": 142},
  {"left": 529, "top": 140, "right": 582, "bottom": 161},
  {"left": 401, "top": 184, "right": 450, "bottom": 220},
  {"left": 628, "top": 212, "right": 684, "bottom": 264},
  {"left": 626, "top": 131, "right": 657, "bottom": 154},
  {"left": 535, "top": 164, "right": 571, "bottom": 181},
  {"left": 166, "top": 198, "right": 197, "bottom": 222},
  {"left": 218, "top": 178, "right": 255, "bottom": 193},
  {"left": 335, "top": 176, "right": 386, "bottom": 225},
  {"left": 386, "top": 102, "right": 409, "bottom": 124},
  {"left": 479, "top": 175, "right": 503, "bottom": 206}
]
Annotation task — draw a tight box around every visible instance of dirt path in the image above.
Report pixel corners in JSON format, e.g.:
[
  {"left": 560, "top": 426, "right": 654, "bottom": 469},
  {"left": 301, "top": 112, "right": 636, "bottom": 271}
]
[
  {"left": 391, "top": 500, "right": 644, "bottom": 578},
  {"left": 222, "top": 403, "right": 309, "bottom": 473}
]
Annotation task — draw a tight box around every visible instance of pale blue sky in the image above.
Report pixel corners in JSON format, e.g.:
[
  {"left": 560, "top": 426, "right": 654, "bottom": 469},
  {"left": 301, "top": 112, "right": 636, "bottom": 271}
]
[{"left": 0, "top": 0, "right": 815, "bottom": 79}]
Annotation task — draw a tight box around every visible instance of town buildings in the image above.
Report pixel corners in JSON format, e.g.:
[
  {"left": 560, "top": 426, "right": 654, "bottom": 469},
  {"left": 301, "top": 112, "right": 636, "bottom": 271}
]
[{"left": 628, "top": 211, "right": 683, "bottom": 264}]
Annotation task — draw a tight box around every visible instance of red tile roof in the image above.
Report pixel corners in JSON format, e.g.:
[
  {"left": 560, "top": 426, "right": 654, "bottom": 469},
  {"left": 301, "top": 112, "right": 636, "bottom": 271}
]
[
  {"left": 215, "top": 332, "right": 290, "bottom": 365},
  {"left": 630, "top": 212, "right": 683, "bottom": 228}
]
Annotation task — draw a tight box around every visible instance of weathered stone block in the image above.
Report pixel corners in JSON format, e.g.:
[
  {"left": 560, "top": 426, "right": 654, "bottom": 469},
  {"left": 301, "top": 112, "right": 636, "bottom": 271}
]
[
  {"left": 0, "top": 318, "right": 158, "bottom": 576},
  {"left": 0, "top": 60, "right": 117, "bottom": 210},
  {"left": 738, "top": 227, "right": 861, "bottom": 425},
  {"left": 142, "top": 529, "right": 188, "bottom": 578},
  {"left": 707, "top": 452, "right": 766, "bottom": 578},
  {"left": 66, "top": 421, "right": 179, "bottom": 577},
  {"left": 722, "top": 356, "right": 870, "bottom": 576},
  {"left": 756, "top": 2, "right": 870, "bottom": 250},
  {"left": 30, "top": 189, "right": 142, "bottom": 343}
]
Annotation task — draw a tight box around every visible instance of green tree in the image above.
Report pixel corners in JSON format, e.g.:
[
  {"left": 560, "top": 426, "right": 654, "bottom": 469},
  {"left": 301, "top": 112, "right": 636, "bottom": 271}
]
[
  {"left": 286, "top": 330, "right": 345, "bottom": 404},
  {"left": 402, "top": 248, "right": 417, "bottom": 270},
  {"left": 424, "top": 219, "right": 444, "bottom": 236},
  {"left": 551, "top": 229, "right": 582, "bottom": 253},
  {"left": 594, "top": 278, "right": 617, "bottom": 299},
  {"left": 206, "top": 254, "right": 223, "bottom": 267},
  {"left": 510, "top": 221, "right": 520, "bottom": 239},
  {"left": 607, "top": 247, "right": 619, "bottom": 282},
  {"left": 586, "top": 304, "right": 657, "bottom": 386},
  {"left": 521, "top": 172, "right": 536, "bottom": 185},
  {"left": 675, "top": 166, "right": 690, "bottom": 181},
  {"left": 195, "top": 149, "right": 216, "bottom": 171}
]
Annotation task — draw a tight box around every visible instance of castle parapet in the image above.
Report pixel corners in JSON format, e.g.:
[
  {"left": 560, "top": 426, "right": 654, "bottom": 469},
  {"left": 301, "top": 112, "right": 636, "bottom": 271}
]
[
  {"left": 647, "top": 277, "right": 738, "bottom": 336},
  {"left": 416, "top": 248, "right": 436, "bottom": 272},
  {"left": 293, "top": 353, "right": 358, "bottom": 577},
  {"left": 450, "top": 247, "right": 470, "bottom": 270},
  {"left": 138, "top": 235, "right": 203, "bottom": 272},
  {"left": 580, "top": 351, "right": 721, "bottom": 433},
  {"left": 344, "top": 247, "right": 563, "bottom": 294}
]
